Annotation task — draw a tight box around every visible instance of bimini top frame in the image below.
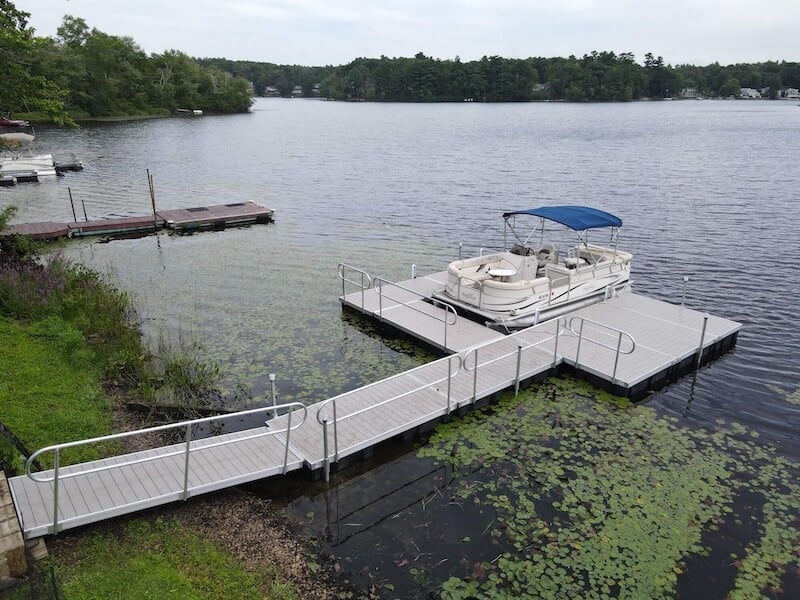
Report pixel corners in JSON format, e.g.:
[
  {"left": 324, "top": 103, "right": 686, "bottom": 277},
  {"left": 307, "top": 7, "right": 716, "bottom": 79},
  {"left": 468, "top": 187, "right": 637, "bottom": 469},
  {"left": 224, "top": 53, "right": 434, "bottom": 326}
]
[{"left": 502, "top": 205, "right": 622, "bottom": 255}]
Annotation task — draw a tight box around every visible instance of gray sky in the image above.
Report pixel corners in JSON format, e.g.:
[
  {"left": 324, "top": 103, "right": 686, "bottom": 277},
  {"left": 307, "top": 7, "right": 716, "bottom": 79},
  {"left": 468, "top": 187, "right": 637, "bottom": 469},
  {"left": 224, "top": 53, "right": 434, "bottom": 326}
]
[{"left": 17, "top": 0, "right": 799, "bottom": 66}]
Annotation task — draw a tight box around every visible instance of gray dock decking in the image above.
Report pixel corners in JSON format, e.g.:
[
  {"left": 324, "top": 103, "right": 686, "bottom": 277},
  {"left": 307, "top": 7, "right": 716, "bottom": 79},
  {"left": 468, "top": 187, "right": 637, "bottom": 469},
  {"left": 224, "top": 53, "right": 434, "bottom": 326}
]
[{"left": 8, "top": 271, "right": 740, "bottom": 539}]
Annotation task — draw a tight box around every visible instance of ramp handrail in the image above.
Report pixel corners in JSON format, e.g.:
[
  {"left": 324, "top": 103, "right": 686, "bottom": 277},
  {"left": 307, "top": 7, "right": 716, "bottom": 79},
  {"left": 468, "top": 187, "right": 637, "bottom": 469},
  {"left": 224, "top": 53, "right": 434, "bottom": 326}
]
[
  {"left": 373, "top": 276, "right": 458, "bottom": 350},
  {"left": 316, "top": 354, "right": 463, "bottom": 481},
  {"left": 25, "top": 402, "right": 307, "bottom": 534},
  {"left": 567, "top": 316, "right": 636, "bottom": 383},
  {"left": 337, "top": 263, "right": 372, "bottom": 308}
]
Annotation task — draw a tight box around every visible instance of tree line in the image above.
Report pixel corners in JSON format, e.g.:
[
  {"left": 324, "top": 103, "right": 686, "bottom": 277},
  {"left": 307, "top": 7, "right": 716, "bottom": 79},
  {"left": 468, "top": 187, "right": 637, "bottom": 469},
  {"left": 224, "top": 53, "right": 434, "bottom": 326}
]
[
  {"left": 1, "top": 2, "right": 252, "bottom": 124},
  {"left": 5, "top": 0, "right": 800, "bottom": 125},
  {"left": 207, "top": 51, "right": 800, "bottom": 102}
]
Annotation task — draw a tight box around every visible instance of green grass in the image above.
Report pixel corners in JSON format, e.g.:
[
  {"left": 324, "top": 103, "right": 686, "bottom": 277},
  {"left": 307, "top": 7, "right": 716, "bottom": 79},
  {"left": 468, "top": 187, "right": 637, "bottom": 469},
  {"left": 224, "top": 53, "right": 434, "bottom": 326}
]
[
  {"left": 0, "top": 317, "right": 112, "bottom": 467},
  {"left": 9, "top": 518, "right": 296, "bottom": 600}
]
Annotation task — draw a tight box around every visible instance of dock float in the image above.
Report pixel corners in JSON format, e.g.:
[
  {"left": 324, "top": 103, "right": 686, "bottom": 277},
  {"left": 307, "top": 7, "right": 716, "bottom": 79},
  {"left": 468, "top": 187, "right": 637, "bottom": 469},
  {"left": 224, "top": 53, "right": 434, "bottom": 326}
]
[
  {"left": 0, "top": 201, "right": 275, "bottom": 241},
  {"left": 8, "top": 267, "right": 740, "bottom": 539},
  {"left": 338, "top": 266, "right": 741, "bottom": 399}
]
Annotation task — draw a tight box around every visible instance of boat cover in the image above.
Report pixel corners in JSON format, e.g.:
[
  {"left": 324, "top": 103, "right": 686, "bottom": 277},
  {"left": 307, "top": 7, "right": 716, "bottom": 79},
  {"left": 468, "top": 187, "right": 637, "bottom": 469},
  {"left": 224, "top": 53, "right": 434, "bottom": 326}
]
[{"left": 502, "top": 206, "right": 622, "bottom": 230}]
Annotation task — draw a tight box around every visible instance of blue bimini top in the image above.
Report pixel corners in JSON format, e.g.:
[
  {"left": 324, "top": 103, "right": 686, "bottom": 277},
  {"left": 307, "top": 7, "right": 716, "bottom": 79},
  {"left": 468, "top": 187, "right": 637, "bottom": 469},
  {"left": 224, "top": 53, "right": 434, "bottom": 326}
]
[{"left": 502, "top": 206, "right": 622, "bottom": 230}]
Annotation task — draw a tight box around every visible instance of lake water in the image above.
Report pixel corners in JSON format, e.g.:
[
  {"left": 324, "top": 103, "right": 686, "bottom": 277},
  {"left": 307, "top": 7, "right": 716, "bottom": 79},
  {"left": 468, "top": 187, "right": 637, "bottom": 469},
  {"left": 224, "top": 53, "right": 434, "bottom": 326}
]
[{"left": 3, "top": 98, "right": 799, "bottom": 597}]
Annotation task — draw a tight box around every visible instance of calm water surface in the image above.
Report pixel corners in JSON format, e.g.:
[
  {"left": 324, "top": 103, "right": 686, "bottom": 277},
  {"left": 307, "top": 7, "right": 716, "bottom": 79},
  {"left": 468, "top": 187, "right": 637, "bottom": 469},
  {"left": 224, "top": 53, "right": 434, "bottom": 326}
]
[{"left": 3, "top": 99, "right": 799, "bottom": 596}]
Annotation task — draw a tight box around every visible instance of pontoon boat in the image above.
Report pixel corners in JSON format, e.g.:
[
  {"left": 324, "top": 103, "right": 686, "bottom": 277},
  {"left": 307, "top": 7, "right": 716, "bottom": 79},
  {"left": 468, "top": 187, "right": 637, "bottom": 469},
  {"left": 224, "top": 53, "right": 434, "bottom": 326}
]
[{"left": 432, "top": 206, "right": 632, "bottom": 329}]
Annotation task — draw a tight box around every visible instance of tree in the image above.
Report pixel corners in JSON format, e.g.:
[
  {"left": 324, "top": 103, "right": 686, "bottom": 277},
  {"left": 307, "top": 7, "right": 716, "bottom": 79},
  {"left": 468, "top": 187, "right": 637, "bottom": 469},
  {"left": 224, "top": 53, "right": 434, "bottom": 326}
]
[{"left": 0, "top": 1, "right": 71, "bottom": 122}]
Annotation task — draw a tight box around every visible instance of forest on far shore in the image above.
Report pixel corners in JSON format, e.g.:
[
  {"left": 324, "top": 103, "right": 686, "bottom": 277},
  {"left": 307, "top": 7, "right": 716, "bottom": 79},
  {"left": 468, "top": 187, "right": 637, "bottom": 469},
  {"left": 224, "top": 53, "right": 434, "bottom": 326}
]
[
  {"left": 203, "top": 52, "right": 800, "bottom": 103},
  {"left": 4, "top": 0, "right": 800, "bottom": 125}
]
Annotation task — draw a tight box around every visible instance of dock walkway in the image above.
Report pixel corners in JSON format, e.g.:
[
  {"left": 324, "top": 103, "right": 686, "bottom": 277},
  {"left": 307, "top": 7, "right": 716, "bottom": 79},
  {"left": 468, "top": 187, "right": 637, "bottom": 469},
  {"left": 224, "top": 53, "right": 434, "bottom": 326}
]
[
  {"left": 1, "top": 201, "right": 274, "bottom": 240},
  {"left": 8, "top": 270, "right": 740, "bottom": 539}
]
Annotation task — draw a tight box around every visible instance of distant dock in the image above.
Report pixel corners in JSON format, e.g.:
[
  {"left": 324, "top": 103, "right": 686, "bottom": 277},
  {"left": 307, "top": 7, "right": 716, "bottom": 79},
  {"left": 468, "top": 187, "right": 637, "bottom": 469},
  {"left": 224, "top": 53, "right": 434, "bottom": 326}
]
[{"left": 1, "top": 201, "right": 275, "bottom": 241}]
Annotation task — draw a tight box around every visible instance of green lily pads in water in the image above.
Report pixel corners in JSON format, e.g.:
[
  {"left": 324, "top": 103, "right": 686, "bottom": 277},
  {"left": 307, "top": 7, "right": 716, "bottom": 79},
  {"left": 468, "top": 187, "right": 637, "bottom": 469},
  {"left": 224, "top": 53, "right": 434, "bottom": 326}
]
[{"left": 418, "top": 378, "right": 800, "bottom": 599}]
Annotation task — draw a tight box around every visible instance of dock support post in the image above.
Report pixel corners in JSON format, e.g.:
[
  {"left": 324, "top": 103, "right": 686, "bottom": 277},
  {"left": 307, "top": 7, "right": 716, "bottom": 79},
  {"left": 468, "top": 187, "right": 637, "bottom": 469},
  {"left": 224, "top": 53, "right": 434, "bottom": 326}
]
[
  {"left": 695, "top": 313, "right": 709, "bottom": 370},
  {"left": 459, "top": 242, "right": 463, "bottom": 260},
  {"left": 322, "top": 419, "right": 330, "bottom": 483},
  {"left": 269, "top": 373, "right": 277, "bottom": 419},
  {"left": 68, "top": 187, "right": 77, "bottom": 222},
  {"left": 681, "top": 276, "right": 689, "bottom": 307},
  {"left": 514, "top": 343, "right": 523, "bottom": 395},
  {"left": 411, "top": 264, "right": 417, "bottom": 279}
]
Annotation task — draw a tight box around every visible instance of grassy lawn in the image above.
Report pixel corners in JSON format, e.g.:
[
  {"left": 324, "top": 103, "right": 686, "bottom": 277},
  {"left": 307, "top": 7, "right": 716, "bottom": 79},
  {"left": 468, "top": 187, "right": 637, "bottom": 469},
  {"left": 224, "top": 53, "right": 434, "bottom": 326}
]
[
  {"left": 11, "top": 518, "right": 296, "bottom": 600},
  {"left": 0, "top": 317, "right": 111, "bottom": 467}
]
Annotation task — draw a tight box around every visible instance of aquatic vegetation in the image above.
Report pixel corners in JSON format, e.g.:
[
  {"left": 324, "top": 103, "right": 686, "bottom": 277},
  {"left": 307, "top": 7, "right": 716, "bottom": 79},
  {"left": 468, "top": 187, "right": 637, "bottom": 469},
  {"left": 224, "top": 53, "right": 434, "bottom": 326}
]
[
  {"left": 416, "top": 378, "right": 800, "bottom": 599},
  {"left": 768, "top": 384, "right": 800, "bottom": 406}
]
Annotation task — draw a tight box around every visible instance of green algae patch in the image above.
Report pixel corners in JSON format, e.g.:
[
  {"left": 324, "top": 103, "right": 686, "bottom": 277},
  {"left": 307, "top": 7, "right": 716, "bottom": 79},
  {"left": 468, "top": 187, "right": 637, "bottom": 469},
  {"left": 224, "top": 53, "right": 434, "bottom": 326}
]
[{"left": 418, "top": 378, "right": 800, "bottom": 599}]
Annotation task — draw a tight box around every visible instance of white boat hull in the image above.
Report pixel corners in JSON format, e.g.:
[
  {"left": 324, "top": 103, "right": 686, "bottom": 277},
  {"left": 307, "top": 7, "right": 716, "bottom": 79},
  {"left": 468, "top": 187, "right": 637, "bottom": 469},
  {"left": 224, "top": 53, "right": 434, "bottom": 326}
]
[
  {"left": 0, "top": 153, "right": 57, "bottom": 177},
  {"left": 435, "top": 244, "right": 633, "bottom": 329}
]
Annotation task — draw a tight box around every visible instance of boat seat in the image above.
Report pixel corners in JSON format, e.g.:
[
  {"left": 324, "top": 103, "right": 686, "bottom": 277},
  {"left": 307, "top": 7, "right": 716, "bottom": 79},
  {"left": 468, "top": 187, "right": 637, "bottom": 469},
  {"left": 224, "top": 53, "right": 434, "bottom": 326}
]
[{"left": 536, "top": 244, "right": 557, "bottom": 264}]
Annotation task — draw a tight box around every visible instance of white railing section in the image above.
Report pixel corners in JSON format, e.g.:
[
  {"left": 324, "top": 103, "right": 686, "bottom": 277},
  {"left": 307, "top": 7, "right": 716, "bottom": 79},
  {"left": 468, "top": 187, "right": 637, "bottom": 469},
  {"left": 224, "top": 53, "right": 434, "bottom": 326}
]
[
  {"left": 315, "top": 354, "right": 463, "bottom": 481},
  {"left": 26, "top": 402, "right": 307, "bottom": 534},
  {"left": 337, "top": 263, "right": 372, "bottom": 306},
  {"left": 565, "top": 316, "right": 636, "bottom": 384},
  {"left": 373, "top": 277, "right": 458, "bottom": 350}
]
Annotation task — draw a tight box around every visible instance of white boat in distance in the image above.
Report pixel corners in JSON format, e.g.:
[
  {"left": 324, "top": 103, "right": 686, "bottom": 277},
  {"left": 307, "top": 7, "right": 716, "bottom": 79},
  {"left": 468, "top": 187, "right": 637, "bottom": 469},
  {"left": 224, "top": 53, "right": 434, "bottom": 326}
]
[
  {"left": 432, "top": 206, "right": 632, "bottom": 329},
  {"left": 0, "top": 127, "right": 57, "bottom": 178}
]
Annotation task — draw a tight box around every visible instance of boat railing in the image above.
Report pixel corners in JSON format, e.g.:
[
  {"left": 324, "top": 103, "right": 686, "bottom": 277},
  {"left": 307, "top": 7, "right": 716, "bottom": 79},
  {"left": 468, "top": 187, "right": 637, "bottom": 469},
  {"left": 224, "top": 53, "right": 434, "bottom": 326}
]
[
  {"left": 337, "top": 263, "right": 372, "bottom": 308},
  {"left": 373, "top": 277, "right": 458, "bottom": 349},
  {"left": 25, "top": 402, "right": 308, "bottom": 534},
  {"left": 566, "top": 316, "right": 636, "bottom": 383},
  {"left": 315, "top": 354, "right": 463, "bottom": 481}
]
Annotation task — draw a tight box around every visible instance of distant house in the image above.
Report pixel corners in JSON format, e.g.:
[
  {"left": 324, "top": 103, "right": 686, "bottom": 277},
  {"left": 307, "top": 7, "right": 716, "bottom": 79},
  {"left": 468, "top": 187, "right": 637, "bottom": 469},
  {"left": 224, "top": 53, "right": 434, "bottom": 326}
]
[
  {"left": 780, "top": 88, "right": 800, "bottom": 99},
  {"left": 311, "top": 83, "right": 321, "bottom": 97},
  {"left": 290, "top": 85, "right": 303, "bottom": 98},
  {"left": 264, "top": 86, "right": 280, "bottom": 97},
  {"left": 680, "top": 87, "right": 699, "bottom": 99},
  {"left": 739, "top": 87, "right": 761, "bottom": 99}
]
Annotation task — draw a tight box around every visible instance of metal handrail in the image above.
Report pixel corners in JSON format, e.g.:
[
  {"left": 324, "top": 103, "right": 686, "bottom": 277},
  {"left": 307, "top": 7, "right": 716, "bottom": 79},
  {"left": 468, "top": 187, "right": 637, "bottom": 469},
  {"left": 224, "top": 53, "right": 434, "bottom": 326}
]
[
  {"left": 337, "top": 263, "right": 372, "bottom": 308},
  {"left": 374, "top": 277, "right": 458, "bottom": 349},
  {"left": 26, "top": 402, "right": 307, "bottom": 533},
  {"left": 316, "top": 354, "right": 463, "bottom": 480},
  {"left": 567, "top": 316, "right": 636, "bottom": 383}
]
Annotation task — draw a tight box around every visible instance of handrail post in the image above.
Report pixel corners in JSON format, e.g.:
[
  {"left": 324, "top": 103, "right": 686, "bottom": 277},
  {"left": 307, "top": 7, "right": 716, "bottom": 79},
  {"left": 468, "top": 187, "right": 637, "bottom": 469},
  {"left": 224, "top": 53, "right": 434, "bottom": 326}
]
[
  {"left": 612, "top": 331, "right": 623, "bottom": 384},
  {"left": 446, "top": 355, "right": 453, "bottom": 416},
  {"left": 322, "top": 419, "right": 330, "bottom": 483},
  {"left": 681, "top": 276, "right": 689, "bottom": 307},
  {"left": 695, "top": 313, "right": 709, "bottom": 370},
  {"left": 575, "top": 318, "right": 585, "bottom": 366},
  {"left": 332, "top": 402, "right": 339, "bottom": 461},
  {"left": 553, "top": 318, "right": 561, "bottom": 368},
  {"left": 443, "top": 307, "right": 448, "bottom": 350},
  {"left": 52, "top": 448, "right": 60, "bottom": 534},
  {"left": 472, "top": 348, "right": 479, "bottom": 402},
  {"left": 378, "top": 281, "right": 383, "bottom": 320},
  {"left": 282, "top": 408, "right": 293, "bottom": 473},
  {"left": 514, "top": 342, "right": 523, "bottom": 395},
  {"left": 182, "top": 423, "right": 192, "bottom": 500},
  {"left": 269, "top": 373, "right": 277, "bottom": 419}
]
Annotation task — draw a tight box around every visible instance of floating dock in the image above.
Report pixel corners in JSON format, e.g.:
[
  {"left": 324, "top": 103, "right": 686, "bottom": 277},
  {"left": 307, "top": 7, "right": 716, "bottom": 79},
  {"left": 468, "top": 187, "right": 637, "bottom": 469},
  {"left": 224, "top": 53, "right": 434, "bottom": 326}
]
[
  {"left": 0, "top": 201, "right": 275, "bottom": 241},
  {"left": 339, "top": 268, "right": 741, "bottom": 399},
  {"left": 7, "top": 266, "right": 741, "bottom": 539}
]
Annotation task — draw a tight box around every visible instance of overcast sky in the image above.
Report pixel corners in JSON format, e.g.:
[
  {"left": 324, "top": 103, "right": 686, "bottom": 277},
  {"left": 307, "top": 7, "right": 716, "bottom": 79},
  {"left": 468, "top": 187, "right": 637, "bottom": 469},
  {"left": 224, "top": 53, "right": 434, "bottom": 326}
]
[{"left": 16, "top": 0, "right": 799, "bottom": 67}]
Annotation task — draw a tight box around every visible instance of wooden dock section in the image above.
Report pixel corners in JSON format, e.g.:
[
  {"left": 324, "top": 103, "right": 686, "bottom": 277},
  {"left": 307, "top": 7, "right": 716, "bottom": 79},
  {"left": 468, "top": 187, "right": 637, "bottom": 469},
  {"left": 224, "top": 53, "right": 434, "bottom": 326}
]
[
  {"left": 1, "top": 201, "right": 274, "bottom": 241},
  {"left": 7, "top": 269, "right": 741, "bottom": 540}
]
